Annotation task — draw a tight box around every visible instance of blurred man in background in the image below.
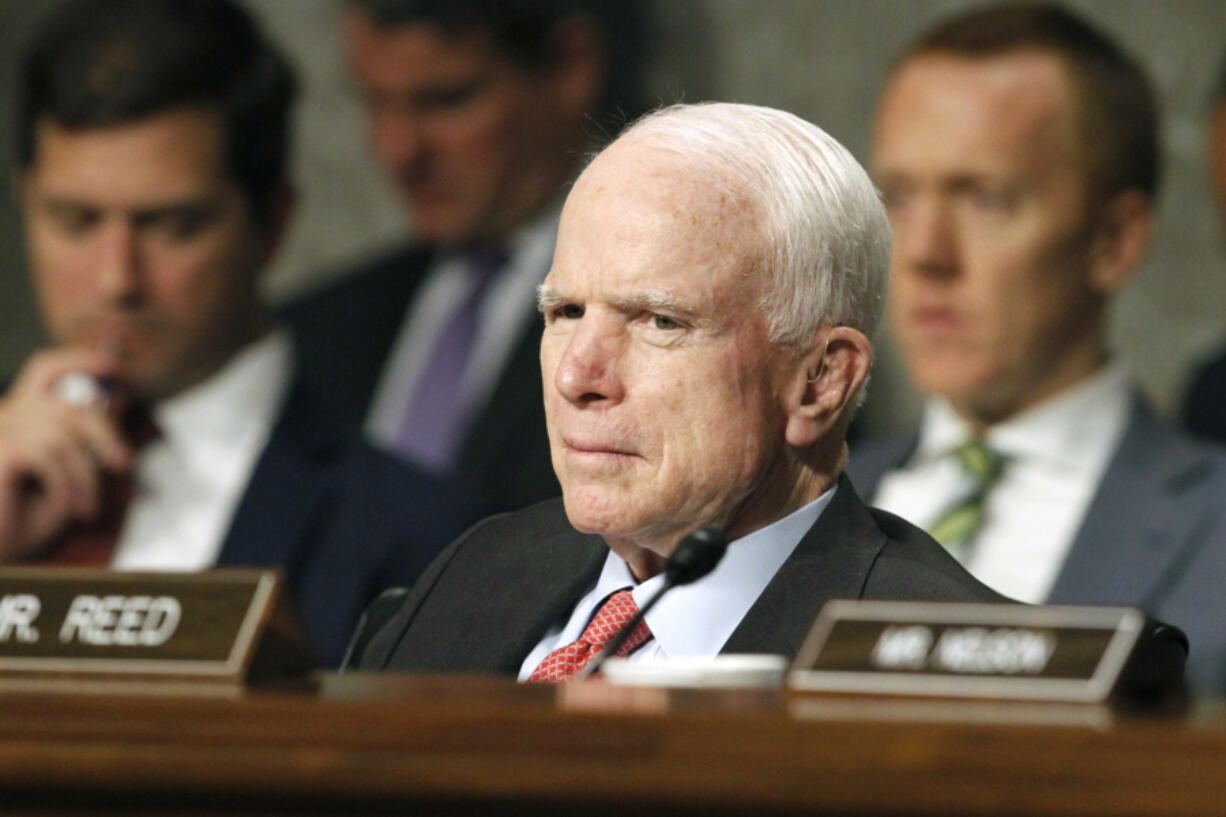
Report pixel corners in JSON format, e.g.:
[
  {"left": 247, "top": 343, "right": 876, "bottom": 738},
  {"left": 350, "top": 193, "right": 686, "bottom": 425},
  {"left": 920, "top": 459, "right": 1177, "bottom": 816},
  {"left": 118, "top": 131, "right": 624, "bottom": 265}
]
[
  {"left": 0, "top": 0, "right": 472, "bottom": 665},
  {"left": 849, "top": 1, "right": 1226, "bottom": 692},
  {"left": 1182, "top": 53, "right": 1226, "bottom": 444},
  {"left": 284, "top": 0, "right": 649, "bottom": 518}
]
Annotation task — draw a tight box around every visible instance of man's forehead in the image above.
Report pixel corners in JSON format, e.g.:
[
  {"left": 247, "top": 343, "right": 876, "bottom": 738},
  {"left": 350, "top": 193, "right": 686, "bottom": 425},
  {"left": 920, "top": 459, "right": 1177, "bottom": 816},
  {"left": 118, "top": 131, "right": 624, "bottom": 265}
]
[
  {"left": 884, "top": 52, "right": 1078, "bottom": 133},
  {"left": 875, "top": 52, "right": 1082, "bottom": 176},
  {"left": 551, "top": 141, "right": 758, "bottom": 293},
  {"left": 26, "top": 114, "right": 235, "bottom": 209},
  {"left": 346, "top": 14, "right": 506, "bottom": 78},
  {"left": 570, "top": 138, "right": 754, "bottom": 235}
]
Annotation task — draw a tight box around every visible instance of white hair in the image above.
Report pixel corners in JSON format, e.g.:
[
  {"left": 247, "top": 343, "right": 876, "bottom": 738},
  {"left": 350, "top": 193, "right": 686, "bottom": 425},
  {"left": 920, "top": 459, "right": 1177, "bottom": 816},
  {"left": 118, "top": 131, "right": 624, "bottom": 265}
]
[{"left": 613, "top": 102, "right": 890, "bottom": 347}]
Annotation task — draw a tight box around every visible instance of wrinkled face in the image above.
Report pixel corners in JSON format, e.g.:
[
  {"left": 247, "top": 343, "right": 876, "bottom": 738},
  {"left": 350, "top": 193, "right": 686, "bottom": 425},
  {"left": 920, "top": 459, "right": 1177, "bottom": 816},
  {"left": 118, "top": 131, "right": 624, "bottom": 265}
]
[
  {"left": 22, "top": 108, "right": 272, "bottom": 400},
  {"left": 344, "top": 13, "right": 585, "bottom": 245},
  {"left": 873, "top": 53, "right": 1108, "bottom": 421},
  {"left": 540, "top": 140, "right": 799, "bottom": 555}
]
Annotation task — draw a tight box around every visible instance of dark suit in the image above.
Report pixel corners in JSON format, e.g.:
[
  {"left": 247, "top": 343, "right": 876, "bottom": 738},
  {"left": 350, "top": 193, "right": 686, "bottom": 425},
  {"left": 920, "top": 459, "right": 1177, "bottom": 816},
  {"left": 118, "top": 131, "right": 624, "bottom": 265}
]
[
  {"left": 847, "top": 396, "right": 1226, "bottom": 693},
  {"left": 213, "top": 378, "right": 479, "bottom": 667},
  {"left": 353, "top": 477, "right": 1007, "bottom": 674},
  {"left": 1183, "top": 347, "right": 1226, "bottom": 445},
  {"left": 280, "top": 244, "right": 558, "bottom": 517}
]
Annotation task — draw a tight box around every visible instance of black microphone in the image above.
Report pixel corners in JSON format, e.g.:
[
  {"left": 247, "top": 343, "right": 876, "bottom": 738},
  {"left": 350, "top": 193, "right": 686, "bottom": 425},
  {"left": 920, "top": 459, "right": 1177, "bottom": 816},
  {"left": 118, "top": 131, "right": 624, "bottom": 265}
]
[
  {"left": 577, "top": 526, "right": 727, "bottom": 679},
  {"left": 664, "top": 526, "right": 728, "bottom": 586}
]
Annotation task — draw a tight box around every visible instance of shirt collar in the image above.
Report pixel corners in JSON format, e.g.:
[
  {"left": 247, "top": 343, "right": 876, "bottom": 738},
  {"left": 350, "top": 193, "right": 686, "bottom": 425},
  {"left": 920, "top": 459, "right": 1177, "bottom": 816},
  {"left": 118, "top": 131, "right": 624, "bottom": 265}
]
[
  {"left": 914, "top": 362, "right": 1132, "bottom": 471},
  {"left": 586, "top": 484, "right": 838, "bottom": 659},
  {"left": 153, "top": 329, "right": 293, "bottom": 452}
]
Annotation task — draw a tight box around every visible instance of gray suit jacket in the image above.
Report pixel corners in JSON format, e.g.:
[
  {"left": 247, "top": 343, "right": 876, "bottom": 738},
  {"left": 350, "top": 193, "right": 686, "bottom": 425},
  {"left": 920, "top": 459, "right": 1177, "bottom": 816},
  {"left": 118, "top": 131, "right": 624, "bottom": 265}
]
[
  {"left": 353, "top": 476, "right": 1007, "bottom": 674},
  {"left": 847, "top": 397, "right": 1226, "bottom": 693}
]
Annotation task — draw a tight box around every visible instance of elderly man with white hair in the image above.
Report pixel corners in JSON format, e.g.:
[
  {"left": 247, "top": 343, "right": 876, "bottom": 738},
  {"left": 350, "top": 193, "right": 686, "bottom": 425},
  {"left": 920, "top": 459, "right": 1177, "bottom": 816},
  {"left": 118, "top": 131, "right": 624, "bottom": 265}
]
[{"left": 351, "top": 102, "right": 1003, "bottom": 679}]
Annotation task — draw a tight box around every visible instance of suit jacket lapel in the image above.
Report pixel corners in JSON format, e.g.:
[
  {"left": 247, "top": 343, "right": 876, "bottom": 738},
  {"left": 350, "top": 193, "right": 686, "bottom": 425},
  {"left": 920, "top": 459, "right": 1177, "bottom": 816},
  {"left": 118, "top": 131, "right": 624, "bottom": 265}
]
[
  {"left": 215, "top": 380, "right": 340, "bottom": 576},
  {"left": 382, "top": 514, "right": 608, "bottom": 675},
  {"left": 479, "top": 527, "right": 608, "bottom": 674},
  {"left": 724, "top": 477, "right": 886, "bottom": 657},
  {"left": 1048, "top": 396, "right": 1217, "bottom": 608}
]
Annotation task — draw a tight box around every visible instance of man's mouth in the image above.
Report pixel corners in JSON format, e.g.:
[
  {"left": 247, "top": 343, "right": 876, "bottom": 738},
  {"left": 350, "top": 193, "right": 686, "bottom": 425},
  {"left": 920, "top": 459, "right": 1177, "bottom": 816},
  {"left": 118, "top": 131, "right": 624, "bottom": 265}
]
[
  {"left": 562, "top": 436, "right": 637, "bottom": 458},
  {"left": 910, "top": 305, "right": 964, "bottom": 333}
]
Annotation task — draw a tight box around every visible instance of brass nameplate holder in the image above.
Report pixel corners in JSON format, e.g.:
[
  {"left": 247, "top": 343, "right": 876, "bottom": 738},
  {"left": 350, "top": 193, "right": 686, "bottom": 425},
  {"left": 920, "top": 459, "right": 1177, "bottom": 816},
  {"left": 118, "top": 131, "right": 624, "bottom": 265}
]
[
  {"left": 789, "top": 601, "right": 1185, "bottom": 706},
  {"left": 0, "top": 568, "right": 314, "bottom": 684}
]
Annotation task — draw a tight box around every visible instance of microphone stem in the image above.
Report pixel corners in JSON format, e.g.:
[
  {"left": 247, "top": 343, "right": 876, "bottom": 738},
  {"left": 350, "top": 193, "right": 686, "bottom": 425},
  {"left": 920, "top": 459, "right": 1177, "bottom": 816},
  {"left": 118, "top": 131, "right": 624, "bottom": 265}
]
[{"left": 577, "top": 578, "right": 675, "bottom": 680}]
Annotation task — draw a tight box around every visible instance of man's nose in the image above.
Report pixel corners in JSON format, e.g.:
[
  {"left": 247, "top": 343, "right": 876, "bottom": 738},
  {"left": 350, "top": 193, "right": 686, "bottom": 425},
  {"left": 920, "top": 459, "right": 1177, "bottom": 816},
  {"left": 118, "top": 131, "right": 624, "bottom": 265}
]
[
  {"left": 96, "top": 221, "right": 142, "bottom": 302},
  {"left": 898, "top": 197, "right": 959, "bottom": 279},
  {"left": 551, "top": 319, "right": 625, "bottom": 407}
]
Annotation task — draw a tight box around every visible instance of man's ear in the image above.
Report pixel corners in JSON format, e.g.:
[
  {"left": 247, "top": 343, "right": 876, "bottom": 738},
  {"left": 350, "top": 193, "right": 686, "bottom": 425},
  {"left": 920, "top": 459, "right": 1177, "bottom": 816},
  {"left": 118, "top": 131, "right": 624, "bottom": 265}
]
[
  {"left": 1088, "top": 189, "right": 1151, "bottom": 295},
  {"left": 255, "top": 180, "right": 297, "bottom": 268},
  {"left": 783, "top": 326, "right": 873, "bottom": 449}
]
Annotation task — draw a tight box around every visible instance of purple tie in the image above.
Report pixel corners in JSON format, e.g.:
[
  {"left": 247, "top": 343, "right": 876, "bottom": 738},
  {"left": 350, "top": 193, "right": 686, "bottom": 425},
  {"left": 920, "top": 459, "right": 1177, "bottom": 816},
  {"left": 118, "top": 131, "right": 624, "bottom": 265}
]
[{"left": 395, "top": 249, "right": 506, "bottom": 472}]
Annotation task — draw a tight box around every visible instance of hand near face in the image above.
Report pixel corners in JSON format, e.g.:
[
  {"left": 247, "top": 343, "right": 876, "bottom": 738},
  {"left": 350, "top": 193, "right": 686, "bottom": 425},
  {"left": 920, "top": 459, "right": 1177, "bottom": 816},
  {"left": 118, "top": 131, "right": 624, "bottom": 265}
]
[{"left": 0, "top": 346, "right": 131, "bottom": 561}]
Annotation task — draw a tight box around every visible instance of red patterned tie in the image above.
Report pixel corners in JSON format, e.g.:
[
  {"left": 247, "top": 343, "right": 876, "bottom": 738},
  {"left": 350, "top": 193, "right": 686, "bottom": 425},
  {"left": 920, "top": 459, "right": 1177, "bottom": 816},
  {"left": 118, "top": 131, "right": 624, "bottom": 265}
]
[
  {"left": 43, "top": 405, "right": 159, "bottom": 567},
  {"left": 528, "top": 589, "right": 653, "bottom": 683}
]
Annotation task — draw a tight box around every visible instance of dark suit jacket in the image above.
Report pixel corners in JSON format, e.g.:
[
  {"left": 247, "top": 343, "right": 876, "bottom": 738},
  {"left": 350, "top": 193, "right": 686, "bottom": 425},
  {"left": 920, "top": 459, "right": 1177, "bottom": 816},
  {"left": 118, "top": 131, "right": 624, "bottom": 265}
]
[
  {"left": 280, "top": 244, "right": 558, "bottom": 517},
  {"left": 847, "top": 396, "right": 1226, "bottom": 693},
  {"left": 353, "top": 477, "right": 1007, "bottom": 674},
  {"left": 1183, "top": 346, "right": 1226, "bottom": 445},
  {"left": 213, "top": 378, "right": 479, "bottom": 667}
]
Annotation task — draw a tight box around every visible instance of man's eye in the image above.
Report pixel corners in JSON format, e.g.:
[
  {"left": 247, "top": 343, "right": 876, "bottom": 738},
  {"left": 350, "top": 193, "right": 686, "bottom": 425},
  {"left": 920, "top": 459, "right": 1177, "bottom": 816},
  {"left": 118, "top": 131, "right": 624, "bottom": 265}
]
[
  {"left": 140, "top": 209, "right": 215, "bottom": 242},
  {"left": 879, "top": 186, "right": 909, "bottom": 212},
  {"left": 48, "top": 207, "right": 98, "bottom": 236},
  {"left": 418, "top": 82, "right": 482, "bottom": 114},
  {"left": 652, "top": 314, "right": 681, "bottom": 330},
  {"left": 557, "top": 304, "right": 584, "bottom": 320},
  {"left": 970, "top": 189, "right": 1013, "bottom": 212}
]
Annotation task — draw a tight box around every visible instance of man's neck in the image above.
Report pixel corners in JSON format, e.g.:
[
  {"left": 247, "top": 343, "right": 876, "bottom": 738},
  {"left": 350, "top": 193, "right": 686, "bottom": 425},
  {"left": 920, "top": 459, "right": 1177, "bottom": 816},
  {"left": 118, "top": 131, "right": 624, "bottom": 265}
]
[
  {"left": 144, "top": 316, "right": 272, "bottom": 404},
  {"left": 949, "top": 350, "right": 1111, "bottom": 434},
  {"left": 602, "top": 453, "right": 840, "bottom": 582}
]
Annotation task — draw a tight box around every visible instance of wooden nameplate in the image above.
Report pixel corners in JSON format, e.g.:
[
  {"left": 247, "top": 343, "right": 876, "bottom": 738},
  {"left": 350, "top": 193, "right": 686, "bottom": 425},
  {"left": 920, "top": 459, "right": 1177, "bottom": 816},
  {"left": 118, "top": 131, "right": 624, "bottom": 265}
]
[
  {"left": 789, "top": 600, "right": 1187, "bottom": 708},
  {"left": 0, "top": 568, "right": 315, "bottom": 685}
]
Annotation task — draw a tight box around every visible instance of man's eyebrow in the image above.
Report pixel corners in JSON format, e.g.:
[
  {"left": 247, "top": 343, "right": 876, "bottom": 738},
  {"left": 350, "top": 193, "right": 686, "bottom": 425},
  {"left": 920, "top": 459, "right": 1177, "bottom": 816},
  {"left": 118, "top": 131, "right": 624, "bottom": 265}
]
[
  {"left": 37, "top": 194, "right": 215, "bottom": 218},
  {"left": 37, "top": 194, "right": 98, "bottom": 213},
  {"left": 617, "top": 291, "right": 682, "bottom": 313},
  {"left": 537, "top": 286, "right": 702, "bottom": 319},
  {"left": 536, "top": 284, "right": 564, "bottom": 313}
]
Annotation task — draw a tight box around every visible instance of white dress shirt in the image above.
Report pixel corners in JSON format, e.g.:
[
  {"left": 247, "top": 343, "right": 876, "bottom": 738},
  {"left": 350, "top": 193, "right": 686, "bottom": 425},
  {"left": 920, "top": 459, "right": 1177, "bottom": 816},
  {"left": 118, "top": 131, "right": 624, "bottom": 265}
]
[
  {"left": 517, "top": 486, "right": 838, "bottom": 680},
  {"left": 110, "top": 331, "right": 292, "bottom": 571},
  {"left": 365, "top": 204, "right": 560, "bottom": 447},
  {"left": 871, "top": 364, "right": 1131, "bottom": 603}
]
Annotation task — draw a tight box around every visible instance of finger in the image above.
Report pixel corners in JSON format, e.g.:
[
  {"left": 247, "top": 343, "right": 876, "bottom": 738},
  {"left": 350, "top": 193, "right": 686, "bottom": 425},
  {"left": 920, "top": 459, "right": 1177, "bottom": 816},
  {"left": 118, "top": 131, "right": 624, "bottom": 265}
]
[
  {"left": 0, "top": 459, "right": 31, "bottom": 558},
  {"left": 68, "top": 407, "right": 133, "bottom": 473},
  {"left": 47, "top": 437, "right": 105, "bottom": 523},
  {"left": 12, "top": 454, "right": 76, "bottom": 544},
  {"left": 11, "top": 347, "right": 122, "bottom": 399}
]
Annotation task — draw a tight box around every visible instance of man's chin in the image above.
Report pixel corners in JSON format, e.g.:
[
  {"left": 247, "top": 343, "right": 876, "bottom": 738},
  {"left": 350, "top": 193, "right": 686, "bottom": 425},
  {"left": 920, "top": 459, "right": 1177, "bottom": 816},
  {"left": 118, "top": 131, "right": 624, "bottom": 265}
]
[
  {"left": 405, "top": 201, "right": 480, "bottom": 247},
  {"left": 560, "top": 486, "right": 645, "bottom": 537}
]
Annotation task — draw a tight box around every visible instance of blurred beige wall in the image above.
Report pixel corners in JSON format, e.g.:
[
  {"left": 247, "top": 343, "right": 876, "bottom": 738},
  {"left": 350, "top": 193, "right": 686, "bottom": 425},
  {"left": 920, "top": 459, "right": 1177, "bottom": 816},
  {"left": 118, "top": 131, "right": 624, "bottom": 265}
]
[{"left": 3, "top": 0, "right": 1225, "bottom": 434}]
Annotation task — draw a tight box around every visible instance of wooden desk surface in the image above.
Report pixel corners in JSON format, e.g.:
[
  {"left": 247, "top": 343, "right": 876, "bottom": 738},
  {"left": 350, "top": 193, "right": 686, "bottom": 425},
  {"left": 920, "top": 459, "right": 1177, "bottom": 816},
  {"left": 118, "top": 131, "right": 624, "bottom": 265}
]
[{"left": 0, "top": 673, "right": 1222, "bottom": 816}]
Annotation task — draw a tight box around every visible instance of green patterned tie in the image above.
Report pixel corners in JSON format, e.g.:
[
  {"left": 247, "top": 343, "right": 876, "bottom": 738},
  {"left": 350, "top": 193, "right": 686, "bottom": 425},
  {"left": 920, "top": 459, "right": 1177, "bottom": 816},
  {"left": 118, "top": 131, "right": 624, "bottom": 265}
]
[{"left": 927, "top": 439, "right": 1007, "bottom": 559}]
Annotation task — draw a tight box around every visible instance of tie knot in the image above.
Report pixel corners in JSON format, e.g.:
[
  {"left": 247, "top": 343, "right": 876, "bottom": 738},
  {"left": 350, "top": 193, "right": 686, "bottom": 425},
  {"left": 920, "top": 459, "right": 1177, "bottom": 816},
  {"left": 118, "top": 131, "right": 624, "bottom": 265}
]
[
  {"left": 927, "top": 439, "right": 1007, "bottom": 555},
  {"left": 120, "top": 402, "right": 161, "bottom": 450},
  {"left": 951, "top": 439, "right": 1005, "bottom": 487}
]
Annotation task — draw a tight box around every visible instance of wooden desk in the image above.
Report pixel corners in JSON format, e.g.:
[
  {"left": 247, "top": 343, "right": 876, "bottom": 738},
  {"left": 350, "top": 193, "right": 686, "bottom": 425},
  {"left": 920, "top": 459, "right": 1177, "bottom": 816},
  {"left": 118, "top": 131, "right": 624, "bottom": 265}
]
[{"left": 0, "top": 673, "right": 1222, "bottom": 816}]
